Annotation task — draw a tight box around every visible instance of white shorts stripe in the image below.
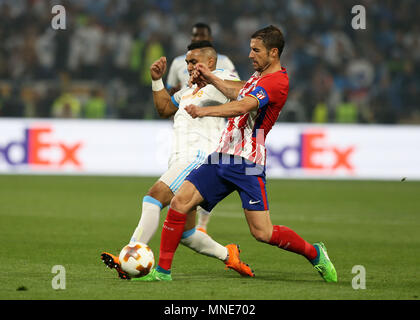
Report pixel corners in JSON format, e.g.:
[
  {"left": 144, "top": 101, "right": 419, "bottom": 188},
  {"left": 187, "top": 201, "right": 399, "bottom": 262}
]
[
  {"left": 171, "top": 151, "right": 205, "bottom": 193},
  {"left": 169, "top": 151, "right": 205, "bottom": 193}
]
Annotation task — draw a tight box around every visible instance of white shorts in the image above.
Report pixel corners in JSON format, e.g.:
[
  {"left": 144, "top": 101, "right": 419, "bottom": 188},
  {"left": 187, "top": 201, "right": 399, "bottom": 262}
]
[{"left": 159, "top": 150, "right": 207, "bottom": 194}]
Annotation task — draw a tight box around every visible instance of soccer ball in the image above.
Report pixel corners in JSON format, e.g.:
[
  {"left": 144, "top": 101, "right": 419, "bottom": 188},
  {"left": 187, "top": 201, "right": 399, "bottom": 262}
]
[{"left": 118, "top": 242, "right": 155, "bottom": 278}]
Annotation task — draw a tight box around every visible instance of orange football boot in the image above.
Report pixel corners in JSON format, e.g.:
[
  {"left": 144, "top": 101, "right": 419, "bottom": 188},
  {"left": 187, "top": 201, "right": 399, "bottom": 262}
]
[{"left": 224, "top": 244, "right": 255, "bottom": 277}]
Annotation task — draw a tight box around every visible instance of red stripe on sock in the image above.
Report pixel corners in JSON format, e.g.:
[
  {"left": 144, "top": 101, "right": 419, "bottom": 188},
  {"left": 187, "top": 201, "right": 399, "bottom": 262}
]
[
  {"left": 269, "top": 225, "right": 317, "bottom": 261},
  {"left": 158, "top": 207, "right": 187, "bottom": 271}
]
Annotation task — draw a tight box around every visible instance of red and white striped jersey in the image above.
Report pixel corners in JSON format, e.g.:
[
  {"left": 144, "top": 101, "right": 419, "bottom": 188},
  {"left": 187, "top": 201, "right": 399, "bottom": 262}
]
[{"left": 215, "top": 68, "right": 289, "bottom": 165}]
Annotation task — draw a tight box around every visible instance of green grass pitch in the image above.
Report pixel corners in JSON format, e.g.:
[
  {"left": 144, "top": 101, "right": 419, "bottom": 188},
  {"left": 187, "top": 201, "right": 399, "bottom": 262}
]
[{"left": 0, "top": 175, "right": 419, "bottom": 300}]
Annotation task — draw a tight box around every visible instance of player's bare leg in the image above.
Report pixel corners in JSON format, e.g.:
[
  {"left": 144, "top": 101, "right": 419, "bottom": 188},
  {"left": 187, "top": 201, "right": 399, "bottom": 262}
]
[
  {"left": 244, "top": 209, "right": 337, "bottom": 282},
  {"left": 244, "top": 209, "right": 273, "bottom": 243},
  {"left": 170, "top": 180, "right": 203, "bottom": 213},
  {"left": 245, "top": 208, "right": 316, "bottom": 253}
]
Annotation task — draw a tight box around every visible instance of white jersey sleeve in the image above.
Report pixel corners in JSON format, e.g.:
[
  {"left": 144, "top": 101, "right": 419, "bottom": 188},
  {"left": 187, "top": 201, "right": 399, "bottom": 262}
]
[{"left": 171, "top": 86, "right": 189, "bottom": 107}]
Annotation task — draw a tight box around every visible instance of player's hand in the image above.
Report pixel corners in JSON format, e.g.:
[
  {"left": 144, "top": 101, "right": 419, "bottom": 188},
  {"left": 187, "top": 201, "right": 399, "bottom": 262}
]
[
  {"left": 189, "top": 63, "right": 216, "bottom": 94},
  {"left": 185, "top": 104, "right": 205, "bottom": 119},
  {"left": 150, "top": 57, "right": 167, "bottom": 80},
  {"left": 188, "top": 69, "right": 207, "bottom": 93},
  {"left": 195, "top": 63, "right": 213, "bottom": 80}
]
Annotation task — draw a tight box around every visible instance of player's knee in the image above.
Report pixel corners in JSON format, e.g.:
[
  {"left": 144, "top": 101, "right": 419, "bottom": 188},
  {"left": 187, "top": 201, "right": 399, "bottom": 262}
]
[
  {"left": 170, "top": 195, "right": 191, "bottom": 213},
  {"left": 146, "top": 188, "right": 159, "bottom": 201}
]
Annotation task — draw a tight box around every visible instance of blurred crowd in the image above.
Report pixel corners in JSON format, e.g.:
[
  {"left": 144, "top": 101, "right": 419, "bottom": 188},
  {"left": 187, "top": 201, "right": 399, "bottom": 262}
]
[{"left": 0, "top": 0, "right": 419, "bottom": 124}]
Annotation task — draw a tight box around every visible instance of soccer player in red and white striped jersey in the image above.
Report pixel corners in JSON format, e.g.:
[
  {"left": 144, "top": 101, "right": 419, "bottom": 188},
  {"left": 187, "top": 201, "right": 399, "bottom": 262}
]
[
  {"left": 215, "top": 64, "right": 288, "bottom": 166},
  {"left": 136, "top": 25, "right": 337, "bottom": 283}
]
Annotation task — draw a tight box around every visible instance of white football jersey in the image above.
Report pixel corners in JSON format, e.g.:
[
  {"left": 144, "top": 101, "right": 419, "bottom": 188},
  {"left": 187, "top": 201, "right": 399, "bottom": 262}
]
[
  {"left": 166, "top": 54, "right": 239, "bottom": 90},
  {"left": 169, "top": 69, "right": 239, "bottom": 165}
]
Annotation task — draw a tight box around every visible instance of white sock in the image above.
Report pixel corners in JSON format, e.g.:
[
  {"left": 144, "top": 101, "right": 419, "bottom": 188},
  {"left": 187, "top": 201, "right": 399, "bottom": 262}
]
[
  {"left": 196, "top": 206, "right": 211, "bottom": 231},
  {"left": 180, "top": 228, "right": 228, "bottom": 261},
  {"left": 130, "top": 196, "right": 162, "bottom": 244}
]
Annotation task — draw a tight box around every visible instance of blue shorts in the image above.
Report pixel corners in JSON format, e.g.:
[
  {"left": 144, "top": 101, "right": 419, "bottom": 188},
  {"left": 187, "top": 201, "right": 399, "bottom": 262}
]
[{"left": 185, "top": 153, "right": 269, "bottom": 212}]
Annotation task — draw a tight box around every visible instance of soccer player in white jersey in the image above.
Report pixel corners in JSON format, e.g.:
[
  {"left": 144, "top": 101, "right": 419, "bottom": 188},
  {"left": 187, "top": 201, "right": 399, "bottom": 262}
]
[
  {"left": 101, "top": 41, "right": 254, "bottom": 280},
  {"left": 166, "top": 23, "right": 238, "bottom": 233}
]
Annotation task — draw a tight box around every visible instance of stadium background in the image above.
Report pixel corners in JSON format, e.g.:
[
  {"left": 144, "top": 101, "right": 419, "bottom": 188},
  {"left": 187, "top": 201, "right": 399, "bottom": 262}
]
[
  {"left": 0, "top": 0, "right": 419, "bottom": 123},
  {"left": 1, "top": 0, "right": 419, "bottom": 302}
]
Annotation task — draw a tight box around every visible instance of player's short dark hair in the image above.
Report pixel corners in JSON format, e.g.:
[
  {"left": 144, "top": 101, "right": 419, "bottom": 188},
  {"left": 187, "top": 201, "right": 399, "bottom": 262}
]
[
  {"left": 251, "top": 25, "right": 285, "bottom": 57},
  {"left": 187, "top": 40, "right": 214, "bottom": 51},
  {"left": 192, "top": 22, "right": 212, "bottom": 35}
]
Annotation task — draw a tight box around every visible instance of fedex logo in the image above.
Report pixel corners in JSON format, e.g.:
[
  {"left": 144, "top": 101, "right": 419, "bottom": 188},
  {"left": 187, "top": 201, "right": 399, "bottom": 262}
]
[
  {"left": 267, "top": 130, "right": 355, "bottom": 172},
  {"left": 0, "top": 126, "right": 83, "bottom": 168}
]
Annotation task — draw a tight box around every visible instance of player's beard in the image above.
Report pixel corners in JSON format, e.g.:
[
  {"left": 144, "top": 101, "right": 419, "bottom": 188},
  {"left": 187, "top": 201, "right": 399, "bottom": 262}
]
[{"left": 252, "top": 57, "right": 271, "bottom": 73}]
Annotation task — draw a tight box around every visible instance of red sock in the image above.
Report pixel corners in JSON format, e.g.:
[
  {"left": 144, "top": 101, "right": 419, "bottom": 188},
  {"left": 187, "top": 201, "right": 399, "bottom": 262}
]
[
  {"left": 158, "top": 207, "right": 187, "bottom": 271},
  {"left": 269, "top": 225, "right": 317, "bottom": 261}
]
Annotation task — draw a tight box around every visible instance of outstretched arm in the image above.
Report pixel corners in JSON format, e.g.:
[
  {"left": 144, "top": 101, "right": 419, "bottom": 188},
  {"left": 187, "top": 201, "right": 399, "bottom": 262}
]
[
  {"left": 150, "top": 57, "right": 178, "bottom": 119},
  {"left": 190, "top": 63, "right": 246, "bottom": 100},
  {"left": 185, "top": 96, "right": 258, "bottom": 119}
]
